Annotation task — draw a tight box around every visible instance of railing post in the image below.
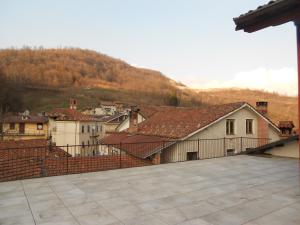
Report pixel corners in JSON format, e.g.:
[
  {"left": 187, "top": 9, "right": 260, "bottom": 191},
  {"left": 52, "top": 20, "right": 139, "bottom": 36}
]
[
  {"left": 223, "top": 137, "right": 226, "bottom": 156},
  {"left": 240, "top": 137, "right": 243, "bottom": 154},
  {"left": 119, "top": 142, "right": 122, "bottom": 169},
  {"left": 197, "top": 139, "right": 200, "bottom": 160},
  {"left": 67, "top": 144, "right": 69, "bottom": 174}
]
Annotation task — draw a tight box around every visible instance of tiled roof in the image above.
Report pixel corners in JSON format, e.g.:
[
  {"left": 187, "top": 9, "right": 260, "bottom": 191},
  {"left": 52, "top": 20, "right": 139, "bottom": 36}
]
[
  {"left": 3, "top": 115, "right": 48, "bottom": 123},
  {"left": 100, "top": 132, "right": 174, "bottom": 159},
  {"left": 0, "top": 139, "right": 69, "bottom": 157},
  {"left": 48, "top": 108, "right": 96, "bottom": 122},
  {"left": 138, "top": 106, "right": 161, "bottom": 119},
  {"left": 136, "top": 102, "right": 246, "bottom": 139},
  {"left": 235, "top": 0, "right": 283, "bottom": 19},
  {"left": 234, "top": 0, "right": 300, "bottom": 32}
]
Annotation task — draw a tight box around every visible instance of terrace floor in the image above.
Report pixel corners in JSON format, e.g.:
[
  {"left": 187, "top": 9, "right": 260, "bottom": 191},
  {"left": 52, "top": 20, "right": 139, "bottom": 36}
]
[{"left": 0, "top": 155, "right": 300, "bottom": 225}]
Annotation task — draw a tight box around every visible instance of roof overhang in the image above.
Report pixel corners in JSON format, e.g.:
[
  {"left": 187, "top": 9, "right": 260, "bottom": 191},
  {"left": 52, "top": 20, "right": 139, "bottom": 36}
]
[{"left": 234, "top": 0, "right": 300, "bottom": 33}]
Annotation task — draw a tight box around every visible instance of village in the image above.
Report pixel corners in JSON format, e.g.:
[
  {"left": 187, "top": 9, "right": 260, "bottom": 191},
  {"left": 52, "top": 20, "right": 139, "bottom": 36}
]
[
  {"left": 1, "top": 1, "right": 300, "bottom": 225},
  {"left": 0, "top": 98, "right": 298, "bottom": 181}
]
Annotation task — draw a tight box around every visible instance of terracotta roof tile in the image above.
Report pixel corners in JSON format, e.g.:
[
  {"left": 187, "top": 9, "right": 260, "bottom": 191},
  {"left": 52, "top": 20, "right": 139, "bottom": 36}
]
[
  {"left": 48, "top": 108, "right": 95, "bottom": 122},
  {"left": 100, "top": 132, "right": 174, "bottom": 159},
  {"left": 3, "top": 115, "right": 48, "bottom": 123},
  {"left": 0, "top": 139, "right": 69, "bottom": 157},
  {"left": 136, "top": 102, "right": 246, "bottom": 139}
]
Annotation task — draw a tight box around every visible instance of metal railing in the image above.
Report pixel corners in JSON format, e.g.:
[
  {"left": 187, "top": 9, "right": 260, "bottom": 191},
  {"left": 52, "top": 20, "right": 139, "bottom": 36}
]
[
  {"left": 1, "top": 130, "right": 46, "bottom": 136},
  {"left": 0, "top": 137, "right": 269, "bottom": 182}
]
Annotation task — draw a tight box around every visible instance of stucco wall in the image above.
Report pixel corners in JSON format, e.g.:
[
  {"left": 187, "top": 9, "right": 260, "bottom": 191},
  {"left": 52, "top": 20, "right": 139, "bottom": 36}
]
[
  {"left": 266, "top": 141, "right": 299, "bottom": 158},
  {"left": 3, "top": 122, "right": 48, "bottom": 141}
]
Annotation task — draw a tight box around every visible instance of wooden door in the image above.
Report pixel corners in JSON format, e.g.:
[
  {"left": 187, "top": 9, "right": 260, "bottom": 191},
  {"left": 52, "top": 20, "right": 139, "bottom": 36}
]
[{"left": 19, "top": 123, "right": 25, "bottom": 134}]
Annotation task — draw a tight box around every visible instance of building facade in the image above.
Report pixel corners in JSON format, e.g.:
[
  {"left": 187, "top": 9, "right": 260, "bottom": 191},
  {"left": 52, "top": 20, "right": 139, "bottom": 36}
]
[{"left": 1, "top": 114, "right": 48, "bottom": 141}]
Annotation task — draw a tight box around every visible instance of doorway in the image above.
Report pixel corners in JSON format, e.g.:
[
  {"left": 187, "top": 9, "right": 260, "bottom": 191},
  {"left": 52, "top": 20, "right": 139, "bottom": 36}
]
[{"left": 19, "top": 123, "right": 25, "bottom": 134}]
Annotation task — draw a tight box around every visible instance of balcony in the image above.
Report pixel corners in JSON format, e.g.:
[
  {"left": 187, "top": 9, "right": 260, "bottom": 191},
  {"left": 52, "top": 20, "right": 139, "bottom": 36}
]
[{"left": 2, "top": 130, "right": 46, "bottom": 137}]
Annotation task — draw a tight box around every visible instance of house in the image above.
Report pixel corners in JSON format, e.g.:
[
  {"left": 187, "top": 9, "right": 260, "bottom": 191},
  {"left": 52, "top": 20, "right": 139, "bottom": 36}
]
[
  {"left": 1, "top": 112, "right": 48, "bottom": 141},
  {"left": 278, "top": 121, "right": 295, "bottom": 138},
  {"left": 82, "top": 101, "right": 121, "bottom": 116},
  {"left": 101, "top": 101, "right": 282, "bottom": 163},
  {"left": 48, "top": 101, "right": 102, "bottom": 156}
]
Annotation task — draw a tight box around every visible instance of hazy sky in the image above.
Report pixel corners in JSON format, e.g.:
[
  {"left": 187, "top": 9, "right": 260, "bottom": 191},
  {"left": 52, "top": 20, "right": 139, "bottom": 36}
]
[{"left": 0, "top": 0, "right": 297, "bottom": 95}]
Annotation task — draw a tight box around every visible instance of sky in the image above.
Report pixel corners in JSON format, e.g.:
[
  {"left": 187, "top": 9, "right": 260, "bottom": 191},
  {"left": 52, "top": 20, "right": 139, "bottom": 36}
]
[{"left": 0, "top": 0, "right": 297, "bottom": 95}]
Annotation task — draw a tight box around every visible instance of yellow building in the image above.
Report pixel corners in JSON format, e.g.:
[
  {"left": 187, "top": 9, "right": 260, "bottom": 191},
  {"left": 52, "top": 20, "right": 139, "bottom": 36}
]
[{"left": 1, "top": 115, "right": 48, "bottom": 141}]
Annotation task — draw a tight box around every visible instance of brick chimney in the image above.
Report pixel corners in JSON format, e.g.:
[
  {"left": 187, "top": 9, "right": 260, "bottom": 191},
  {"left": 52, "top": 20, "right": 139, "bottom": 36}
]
[
  {"left": 278, "top": 121, "right": 295, "bottom": 138},
  {"left": 70, "top": 98, "right": 77, "bottom": 110},
  {"left": 256, "top": 101, "right": 268, "bottom": 115},
  {"left": 256, "top": 101, "right": 268, "bottom": 146},
  {"left": 128, "top": 106, "right": 140, "bottom": 133}
]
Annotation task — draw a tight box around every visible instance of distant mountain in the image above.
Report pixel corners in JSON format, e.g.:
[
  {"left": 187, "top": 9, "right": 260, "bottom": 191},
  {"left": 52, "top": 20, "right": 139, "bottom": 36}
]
[{"left": 0, "top": 48, "right": 297, "bottom": 128}]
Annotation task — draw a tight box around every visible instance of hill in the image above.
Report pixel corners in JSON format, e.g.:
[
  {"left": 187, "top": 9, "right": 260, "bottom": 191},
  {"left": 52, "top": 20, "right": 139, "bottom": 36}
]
[{"left": 0, "top": 48, "right": 297, "bottom": 128}]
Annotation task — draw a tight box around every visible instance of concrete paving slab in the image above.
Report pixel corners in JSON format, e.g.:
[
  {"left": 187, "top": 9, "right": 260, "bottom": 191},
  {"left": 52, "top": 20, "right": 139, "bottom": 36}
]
[{"left": 0, "top": 155, "right": 299, "bottom": 225}]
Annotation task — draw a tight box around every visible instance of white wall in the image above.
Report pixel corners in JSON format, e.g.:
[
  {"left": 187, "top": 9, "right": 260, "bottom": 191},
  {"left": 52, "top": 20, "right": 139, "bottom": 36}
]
[
  {"left": 50, "top": 120, "right": 102, "bottom": 156},
  {"left": 266, "top": 141, "right": 299, "bottom": 158}
]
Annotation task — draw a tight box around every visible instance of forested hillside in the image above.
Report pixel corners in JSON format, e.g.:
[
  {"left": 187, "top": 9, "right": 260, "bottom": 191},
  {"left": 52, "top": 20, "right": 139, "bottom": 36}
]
[{"left": 0, "top": 47, "right": 297, "bottom": 128}]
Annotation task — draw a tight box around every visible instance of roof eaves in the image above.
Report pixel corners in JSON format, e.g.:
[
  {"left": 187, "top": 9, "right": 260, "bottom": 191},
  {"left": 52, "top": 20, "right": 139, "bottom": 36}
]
[{"left": 233, "top": 0, "right": 300, "bottom": 32}]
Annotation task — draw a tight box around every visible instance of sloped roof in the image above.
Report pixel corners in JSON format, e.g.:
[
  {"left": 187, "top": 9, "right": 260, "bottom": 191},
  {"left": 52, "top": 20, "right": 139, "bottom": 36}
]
[
  {"left": 234, "top": 0, "right": 300, "bottom": 32},
  {"left": 136, "top": 102, "right": 247, "bottom": 139},
  {"left": 3, "top": 115, "right": 48, "bottom": 123},
  {"left": 100, "top": 132, "right": 174, "bottom": 159},
  {"left": 48, "top": 108, "right": 95, "bottom": 122},
  {"left": 0, "top": 139, "right": 69, "bottom": 157},
  {"left": 138, "top": 105, "right": 161, "bottom": 119}
]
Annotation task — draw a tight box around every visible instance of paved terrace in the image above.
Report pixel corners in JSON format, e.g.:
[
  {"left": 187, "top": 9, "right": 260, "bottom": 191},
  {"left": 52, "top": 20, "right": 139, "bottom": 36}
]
[{"left": 0, "top": 156, "right": 299, "bottom": 225}]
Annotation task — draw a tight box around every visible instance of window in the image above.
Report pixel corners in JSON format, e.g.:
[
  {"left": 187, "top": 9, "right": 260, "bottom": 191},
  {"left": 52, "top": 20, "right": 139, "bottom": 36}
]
[
  {"left": 226, "top": 119, "right": 235, "bottom": 135},
  {"left": 96, "top": 125, "right": 98, "bottom": 132},
  {"left": 246, "top": 119, "right": 253, "bottom": 134},
  {"left": 87, "top": 140, "right": 90, "bottom": 146},
  {"left": 81, "top": 125, "right": 84, "bottom": 133},
  {"left": 187, "top": 152, "right": 198, "bottom": 161},
  {"left": 37, "top": 123, "right": 43, "bottom": 130},
  {"left": 87, "top": 125, "right": 90, "bottom": 133},
  {"left": 82, "top": 141, "right": 85, "bottom": 148},
  {"left": 9, "top": 123, "right": 15, "bottom": 130}
]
